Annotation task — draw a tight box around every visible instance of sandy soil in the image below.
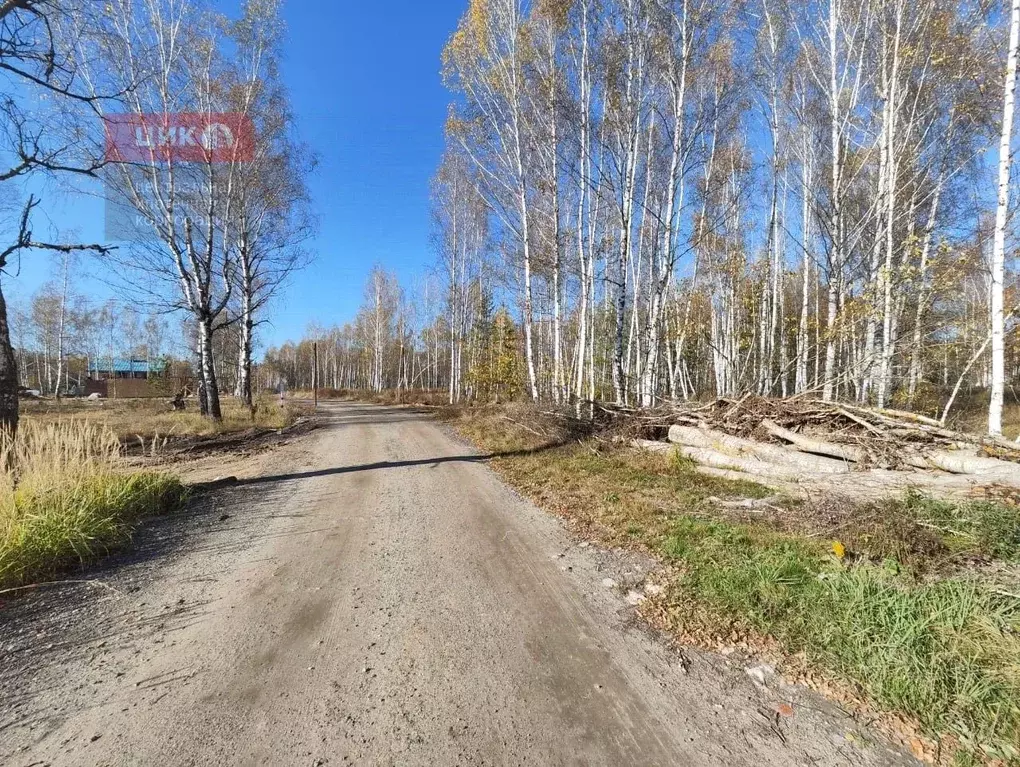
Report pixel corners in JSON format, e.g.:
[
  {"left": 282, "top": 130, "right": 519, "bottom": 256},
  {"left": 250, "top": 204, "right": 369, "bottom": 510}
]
[{"left": 0, "top": 403, "right": 918, "bottom": 766}]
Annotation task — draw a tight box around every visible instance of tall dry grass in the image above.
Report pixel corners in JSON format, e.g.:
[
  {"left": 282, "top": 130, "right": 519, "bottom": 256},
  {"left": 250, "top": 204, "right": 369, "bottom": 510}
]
[
  {"left": 0, "top": 420, "right": 185, "bottom": 589},
  {"left": 19, "top": 395, "right": 306, "bottom": 442}
]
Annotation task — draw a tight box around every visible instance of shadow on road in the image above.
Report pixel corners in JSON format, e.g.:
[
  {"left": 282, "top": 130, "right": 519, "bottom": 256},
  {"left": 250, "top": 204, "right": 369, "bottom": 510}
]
[{"left": 232, "top": 443, "right": 561, "bottom": 488}]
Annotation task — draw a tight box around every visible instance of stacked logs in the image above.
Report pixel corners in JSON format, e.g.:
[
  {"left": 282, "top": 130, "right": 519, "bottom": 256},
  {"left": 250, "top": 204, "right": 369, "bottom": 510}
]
[{"left": 625, "top": 396, "right": 1020, "bottom": 485}]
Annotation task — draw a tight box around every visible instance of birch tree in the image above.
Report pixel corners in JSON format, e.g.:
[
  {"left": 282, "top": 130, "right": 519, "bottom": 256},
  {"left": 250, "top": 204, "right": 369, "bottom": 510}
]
[
  {"left": 432, "top": 147, "right": 487, "bottom": 404},
  {"left": 990, "top": 0, "right": 1020, "bottom": 436},
  {"left": 227, "top": 0, "right": 313, "bottom": 410},
  {"left": 444, "top": 0, "right": 542, "bottom": 401},
  {"left": 94, "top": 0, "right": 262, "bottom": 420}
]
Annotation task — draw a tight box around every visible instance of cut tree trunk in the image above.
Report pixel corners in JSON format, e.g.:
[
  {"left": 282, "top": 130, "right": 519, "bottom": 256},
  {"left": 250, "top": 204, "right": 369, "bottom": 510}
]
[
  {"left": 668, "top": 425, "right": 851, "bottom": 474},
  {"left": 903, "top": 451, "right": 1017, "bottom": 475},
  {"left": 671, "top": 444, "right": 824, "bottom": 483},
  {"left": 761, "top": 419, "right": 868, "bottom": 464}
]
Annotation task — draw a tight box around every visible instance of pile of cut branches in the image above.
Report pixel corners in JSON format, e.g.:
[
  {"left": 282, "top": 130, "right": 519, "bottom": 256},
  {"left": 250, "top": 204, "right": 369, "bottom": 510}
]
[{"left": 603, "top": 396, "right": 1020, "bottom": 480}]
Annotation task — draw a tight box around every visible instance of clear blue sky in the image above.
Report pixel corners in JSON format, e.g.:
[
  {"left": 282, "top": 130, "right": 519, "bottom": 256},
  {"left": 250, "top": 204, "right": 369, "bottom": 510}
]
[
  {"left": 267, "top": 0, "right": 464, "bottom": 345},
  {"left": 7, "top": 0, "right": 465, "bottom": 353}
]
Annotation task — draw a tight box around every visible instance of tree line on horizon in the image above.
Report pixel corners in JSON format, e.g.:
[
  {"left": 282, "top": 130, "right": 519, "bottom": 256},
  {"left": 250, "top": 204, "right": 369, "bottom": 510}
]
[
  {"left": 7, "top": 275, "right": 265, "bottom": 402},
  {"left": 262, "top": 266, "right": 526, "bottom": 404}
]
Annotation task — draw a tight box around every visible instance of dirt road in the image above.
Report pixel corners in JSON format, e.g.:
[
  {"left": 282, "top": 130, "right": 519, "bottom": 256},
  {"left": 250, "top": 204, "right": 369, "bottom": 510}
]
[{"left": 1, "top": 403, "right": 915, "bottom": 766}]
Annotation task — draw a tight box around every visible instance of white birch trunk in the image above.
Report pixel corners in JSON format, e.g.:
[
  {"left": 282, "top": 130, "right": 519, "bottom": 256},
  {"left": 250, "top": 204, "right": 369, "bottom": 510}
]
[
  {"left": 990, "top": 0, "right": 1019, "bottom": 436},
  {"left": 876, "top": 8, "right": 902, "bottom": 409},
  {"left": 822, "top": 0, "right": 842, "bottom": 402}
]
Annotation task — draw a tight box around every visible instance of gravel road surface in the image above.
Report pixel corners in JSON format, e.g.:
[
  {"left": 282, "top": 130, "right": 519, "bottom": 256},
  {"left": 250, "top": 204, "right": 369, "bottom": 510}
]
[{"left": 0, "top": 403, "right": 916, "bottom": 766}]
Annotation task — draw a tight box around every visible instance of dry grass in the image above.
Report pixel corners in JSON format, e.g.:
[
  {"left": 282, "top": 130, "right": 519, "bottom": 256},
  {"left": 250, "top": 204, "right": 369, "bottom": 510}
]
[
  {"left": 443, "top": 402, "right": 567, "bottom": 452},
  {"left": 2, "top": 393, "right": 307, "bottom": 588},
  {"left": 446, "top": 403, "right": 1020, "bottom": 765},
  {"left": 0, "top": 420, "right": 185, "bottom": 589},
  {"left": 20, "top": 395, "right": 304, "bottom": 442},
  {"left": 944, "top": 390, "right": 1020, "bottom": 441}
]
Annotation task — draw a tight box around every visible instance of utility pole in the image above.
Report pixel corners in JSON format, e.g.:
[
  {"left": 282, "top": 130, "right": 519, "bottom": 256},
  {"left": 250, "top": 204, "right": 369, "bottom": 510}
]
[{"left": 313, "top": 341, "right": 318, "bottom": 410}]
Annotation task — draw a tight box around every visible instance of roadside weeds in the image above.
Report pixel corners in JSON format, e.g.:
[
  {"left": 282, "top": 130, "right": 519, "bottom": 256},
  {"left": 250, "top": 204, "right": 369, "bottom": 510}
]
[
  {"left": 2, "top": 394, "right": 324, "bottom": 592},
  {"left": 1, "top": 420, "right": 186, "bottom": 591}
]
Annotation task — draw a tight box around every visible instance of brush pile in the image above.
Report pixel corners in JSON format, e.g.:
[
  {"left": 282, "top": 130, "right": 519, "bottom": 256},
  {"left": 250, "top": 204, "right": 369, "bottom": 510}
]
[{"left": 606, "top": 396, "right": 1020, "bottom": 484}]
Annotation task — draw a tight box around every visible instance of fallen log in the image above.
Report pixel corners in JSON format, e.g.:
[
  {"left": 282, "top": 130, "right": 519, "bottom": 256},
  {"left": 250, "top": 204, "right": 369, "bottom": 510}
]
[
  {"left": 761, "top": 419, "right": 868, "bottom": 464},
  {"left": 668, "top": 425, "right": 851, "bottom": 474},
  {"left": 667, "top": 423, "right": 1017, "bottom": 477},
  {"left": 627, "top": 439, "right": 798, "bottom": 489},
  {"left": 671, "top": 444, "right": 826, "bottom": 483},
  {"left": 694, "top": 465, "right": 792, "bottom": 488},
  {"left": 903, "top": 450, "right": 1017, "bottom": 475},
  {"left": 866, "top": 405, "right": 944, "bottom": 428},
  {"left": 984, "top": 434, "right": 1020, "bottom": 454}
]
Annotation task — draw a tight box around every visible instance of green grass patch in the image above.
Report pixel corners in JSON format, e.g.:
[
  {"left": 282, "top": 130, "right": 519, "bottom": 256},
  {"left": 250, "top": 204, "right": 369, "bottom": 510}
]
[
  {"left": 1, "top": 420, "right": 187, "bottom": 589},
  {"left": 892, "top": 492, "right": 1020, "bottom": 562},
  {"left": 660, "top": 517, "right": 1020, "bottom": 764}
]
